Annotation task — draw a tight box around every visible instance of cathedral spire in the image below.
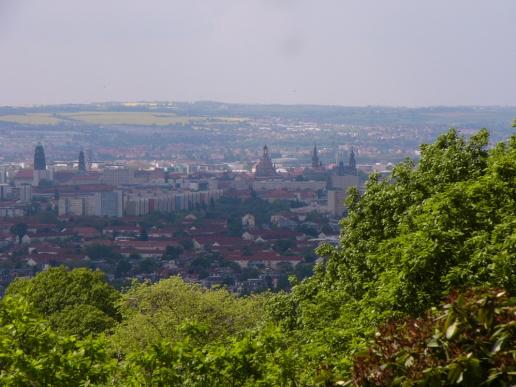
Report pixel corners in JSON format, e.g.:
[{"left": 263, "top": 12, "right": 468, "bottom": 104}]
[
  {"left": 349, "top": 147, "right": 356, "bottom": 172},
  {"left": 311, "top": 144, "right": 320, "bottom": 168},
  {"left": 78, "top": 148, "right": 86, "bottom": 172}
]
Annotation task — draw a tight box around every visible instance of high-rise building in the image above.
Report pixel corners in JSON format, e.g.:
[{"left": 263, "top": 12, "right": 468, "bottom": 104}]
[
  {"left": 19, "top": 184, "right": 32, "bottom": 203},
  {"left": 0, "top": 167, "right": 7, "bottom": 184},
  {"left": 255, "top": 145, "right": 277, "bottom": 177},
  {"left": 78, "top": 149, "right": 86, "bottom": 172},
  {"left": 0, "top": 184, "right": 11, "bottom": 200},
  {"left": 101, "top": 167, "right": 135, "bottom": 186},
  {"left": 327, "top": 189, "right": 348, "bottom": 217},
  {"left": 95, "top": 191, "right": 123, "bottom": 217}
]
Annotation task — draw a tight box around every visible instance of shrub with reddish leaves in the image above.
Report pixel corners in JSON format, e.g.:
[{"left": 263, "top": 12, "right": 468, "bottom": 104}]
[{"left": 352, "top": 289, "right": 515, "bottom": 386}]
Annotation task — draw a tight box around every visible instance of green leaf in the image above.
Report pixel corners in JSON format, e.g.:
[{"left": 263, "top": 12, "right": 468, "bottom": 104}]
[
  {"left": 490, "top": 336, "right": 505, "bottom": 354},
  {"left": 446, "top": 320, "right": 459, "bottom": 339}
]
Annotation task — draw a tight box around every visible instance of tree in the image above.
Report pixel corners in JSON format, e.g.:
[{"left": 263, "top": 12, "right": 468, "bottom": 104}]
[
  {"left": 0, "top": 296, "right": 114, "bottom": 386},
  {"left": 6, "top": 267, "right": 120, "bottom": 337},
  {"left": 164, "top": 245, "right": 183, "bottom": 260},
  {"left": 10, "top": 223, "right": 27, "bottom": 244},
  {"left": 227, "top": 215, "right": 243, "bottom": 236},
  {"left": 136, "top": 257, "right": 159, "bottom": 274},
  {"left": 180, "top": 238, "right": 194, "bottom": 251},
  {"left": 273, "top": 239, "right": 295, "bottom": 255},
  {"left": 110, "top": 277, "right": 267, "bottom": 355},
  {"left": 84, "top": 244, "right": 121, "bottom": 262},
  {"left": 266, "top": 129, "right": 515, "bottom": 382},
  {"left": 115, "top": 258, "right": 132, "bottom": 277}
]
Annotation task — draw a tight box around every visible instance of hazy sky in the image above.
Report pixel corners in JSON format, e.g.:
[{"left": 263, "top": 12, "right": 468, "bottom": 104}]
[{"left": 1, "top": 0, "right": 516, "bottom": 106}]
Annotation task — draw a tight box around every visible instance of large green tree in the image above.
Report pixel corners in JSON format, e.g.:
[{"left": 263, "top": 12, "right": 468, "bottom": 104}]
[
  {"left": 110, "top": 276, "right": 267, "bottom": 355},
  {"left": 10, "top": 223, "right": 28, "bottom": 244},
  {"left": 0, "top": 296, "right": 114, "bottom": 386},
  {"left": 6, "top": 267, "right": 120, "bottom": 337}
]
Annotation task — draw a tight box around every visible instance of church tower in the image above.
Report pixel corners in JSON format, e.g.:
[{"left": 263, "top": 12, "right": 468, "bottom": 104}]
[
  {"left": 311, "top": 144, "right": 320, "bottom": 168},
  {"left": 349, "top": 147, "right": 357, "bottom": 173},
  {"left": 255, "top": 144, "right": 277, "bottom": 177},
  {"left": 78, "top": 149, "right": 86, "bottom": 172},
  {"left": 34, "top": 143, "right": 46, "bottom": 171},
  {"left": 33, "top": 143, "right": 52, "bottom": 186}
]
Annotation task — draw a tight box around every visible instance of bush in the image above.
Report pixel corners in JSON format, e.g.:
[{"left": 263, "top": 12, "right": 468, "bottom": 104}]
[{"left": 352, "top": 288, "right": 515, "bottom": 386}]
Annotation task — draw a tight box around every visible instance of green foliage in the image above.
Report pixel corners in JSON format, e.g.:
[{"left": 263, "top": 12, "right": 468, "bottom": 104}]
[
  {"left": 181, "top": 238, "right": 195, "bottom": 251},
  {"left": 110, "top": 277, "right": 267, "bottom": 355},
  {"left": 6, "top": 267, "right": 120, "bottom": 336},
  {"left": 227, "top": 214, "right": 244, "bottom": 236},
  {"left": 164, "top": 245, "right": 183, "bottom": 260},
  {"left": 266, "top": 129, "right": 515, "bottom": 379},
  {"left": 119, "top": 323, "right": 307, "bottom": 386},
  {"left": 273, "top": 239, "right": 295, "bottom": 255},
  {"left": 352, "top": 288, "right": 516, "bottom": 386},
  {"left": 0, "top": 296, "right": 114, "bottom": 386},
  {"left": 84, "top": 243, "right": 122, "bottom": 262}
]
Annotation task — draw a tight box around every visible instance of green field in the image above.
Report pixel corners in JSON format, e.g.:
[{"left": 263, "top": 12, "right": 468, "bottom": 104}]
[{"left": 0, "top": 111, "right": 245, "bottom": 126}]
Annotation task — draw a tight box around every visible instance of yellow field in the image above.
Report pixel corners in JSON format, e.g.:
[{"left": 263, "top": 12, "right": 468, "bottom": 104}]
[
  {"left": 61, "top": 112, "right": 200, "bottom": 126},
  {"left": 0, "top": 111, "right": 245, "bottom": 126},
  {"left": 0, "top": 113, "right": 63, "bottom": 125}
]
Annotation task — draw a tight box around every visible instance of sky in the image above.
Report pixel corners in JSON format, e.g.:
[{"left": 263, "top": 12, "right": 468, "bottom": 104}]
[{"left": 1, "top": 0, "right": 516, "bottom": 106}]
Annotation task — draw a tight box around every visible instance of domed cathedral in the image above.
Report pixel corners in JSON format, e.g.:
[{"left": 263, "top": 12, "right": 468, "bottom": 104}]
[{"left": 255, "top": 145, "right": 277, "bottom": 178}]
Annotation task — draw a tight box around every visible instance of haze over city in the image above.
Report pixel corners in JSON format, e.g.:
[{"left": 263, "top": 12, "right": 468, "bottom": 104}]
[{"left": 1, "top": 0, "right": 516, "bottom": 106}]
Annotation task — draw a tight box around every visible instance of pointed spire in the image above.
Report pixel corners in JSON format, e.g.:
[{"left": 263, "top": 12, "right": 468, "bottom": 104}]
[
  {"left": 349, "top": 147, "right": 356, "bottom": 172},
  {"left": 78, "top": 148, "right": 86, "bottom": 172},
  {"left": 311, "top": 143, "right": 320, "bottom": 168}
]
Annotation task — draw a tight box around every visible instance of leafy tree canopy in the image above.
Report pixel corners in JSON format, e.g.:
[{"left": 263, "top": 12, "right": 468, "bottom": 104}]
[
  {"left": 110, "top": 276, "right": 268, "bottom": 354},
  {"left": 0, "top": 296, "right": 114, "bottom": 386},
  {"left": 267, "top": 129, "right": 515, "bottom": 379},
  {"left": 6, "top": 267, "right": 120, "bottom": 336}
]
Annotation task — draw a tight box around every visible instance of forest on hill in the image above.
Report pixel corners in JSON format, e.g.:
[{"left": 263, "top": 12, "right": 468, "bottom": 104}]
[{"left": 0, "top": 128, "right": 514, "bottom": 386}]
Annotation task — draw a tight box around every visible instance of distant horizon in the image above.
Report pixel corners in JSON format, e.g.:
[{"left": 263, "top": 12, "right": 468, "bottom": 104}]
[{"left": 2, "top": 100, "right": 516, "bottom": 110}]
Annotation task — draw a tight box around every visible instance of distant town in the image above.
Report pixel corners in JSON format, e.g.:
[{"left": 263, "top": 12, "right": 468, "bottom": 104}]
[{"left": 0, "top": 102, "right": 515, "bottom": 294}]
